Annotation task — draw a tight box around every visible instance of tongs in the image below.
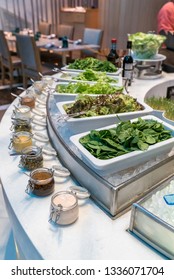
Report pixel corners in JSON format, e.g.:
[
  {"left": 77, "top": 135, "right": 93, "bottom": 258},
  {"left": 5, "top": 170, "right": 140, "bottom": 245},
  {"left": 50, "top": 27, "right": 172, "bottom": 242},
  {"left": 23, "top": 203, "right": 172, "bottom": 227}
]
[{"left": 56, "top": 111, "right": 87, "bottom": 122}]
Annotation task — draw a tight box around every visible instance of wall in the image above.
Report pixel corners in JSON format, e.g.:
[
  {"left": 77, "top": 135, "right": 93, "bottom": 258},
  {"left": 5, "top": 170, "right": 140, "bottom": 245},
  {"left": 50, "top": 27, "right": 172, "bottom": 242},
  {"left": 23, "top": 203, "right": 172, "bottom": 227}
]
[
  {"left": 99, "top": 0, "right": 168, "bottom": 49},
  {"left": 0, "top": 0, "right": 169, "bottom": 49}
]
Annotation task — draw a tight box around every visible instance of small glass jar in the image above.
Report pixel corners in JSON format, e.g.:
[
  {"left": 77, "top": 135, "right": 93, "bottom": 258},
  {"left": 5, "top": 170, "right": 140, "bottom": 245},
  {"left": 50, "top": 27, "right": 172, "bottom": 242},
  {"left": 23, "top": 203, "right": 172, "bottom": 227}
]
[
  {"left": 26, "top": 167, "right": 55, "bottom": 196},
  {"left": 11, "top": 118, "right": 32, "bottom": 132},
  {"left": 42, "top": 75, "right": 54, "bottom": 87},
  {"left": 49, "top": 186, "right": 90, "bottom": 225},
  {"left": 19, "top": 146, "right": 43, "bottom": 170},
  {"left": 9, "top": 131, "right": 32, "bottom": 152},
  {"left": 20, "top": 92, "right": 35, "bottom": 108},
  {"left": 13, "top": 105, "right": 31, "bottom": 119},
  {"left": 33, "top": 81, "right": 45, "bottom": 95}
]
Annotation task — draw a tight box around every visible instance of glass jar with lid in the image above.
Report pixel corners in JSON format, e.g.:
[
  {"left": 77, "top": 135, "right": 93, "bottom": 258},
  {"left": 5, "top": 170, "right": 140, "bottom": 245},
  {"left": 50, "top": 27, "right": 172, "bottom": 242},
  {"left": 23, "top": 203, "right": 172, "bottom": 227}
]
[
  {"left": 19, "top": 146, "right": 43, "bottom": 170},
  {"left": 20, "top": 92, "right": 35, "bottom": 108},
  {"left": 49, "top": 186, "right": 90, "bottom": 225},
  {"left": 13, "top": 105, "right": 31, "bottom": 119},
  {"left": 26, "top": 167, "right": 55, "bottom": 196},
  {"left": 11, "top": 118, "right": 32, "bottom": 132},
  {"left": 9, "top": 131, "right": 32, "bottom": 152}
]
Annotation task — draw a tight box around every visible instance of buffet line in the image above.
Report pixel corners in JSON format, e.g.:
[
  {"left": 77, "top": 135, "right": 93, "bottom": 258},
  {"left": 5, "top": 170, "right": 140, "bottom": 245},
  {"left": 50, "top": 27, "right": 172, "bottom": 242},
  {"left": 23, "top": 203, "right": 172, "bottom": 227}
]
[{"left": 4, "top": 54, "right": 174, "bottom": 259}]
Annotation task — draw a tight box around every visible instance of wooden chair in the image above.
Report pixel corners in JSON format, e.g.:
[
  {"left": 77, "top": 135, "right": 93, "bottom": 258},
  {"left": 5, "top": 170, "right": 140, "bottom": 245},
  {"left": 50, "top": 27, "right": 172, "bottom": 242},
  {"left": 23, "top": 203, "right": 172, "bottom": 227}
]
[
  {"left": 38, "top": 21, "right": 51, "bottom": 35},
  {"left": 81, "top": 28, "right": 103, "bottom": 58},
  {"left": 0, "top": 30, "right": 21, "bottom": 88},
  {"left": 16, "top": 34, "right": 53, "bottom": 88}
]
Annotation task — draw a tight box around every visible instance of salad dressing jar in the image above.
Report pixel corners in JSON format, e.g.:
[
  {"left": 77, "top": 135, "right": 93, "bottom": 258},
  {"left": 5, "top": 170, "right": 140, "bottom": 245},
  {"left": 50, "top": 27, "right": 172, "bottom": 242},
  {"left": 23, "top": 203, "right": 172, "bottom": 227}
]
[
  {"left": 13, "top": 105, "right": 31, "bottom": 119},
  {"left": 49, "top": 186, "right": 90, "bottom": 225},
  {"left": 9, "top": 131, "right": 32, "bottom": 152},
  {"left": 19, "top": 146, "right": 43, "bottom": 170},
  {"left": 11, "top": 118, "right": 32, "bottom": 132},
  {"left": 26, "top": 167, "right": 54, "bottom": 196},
  {"left": 20, "top": 93, "right": 35, "bottom": 108}
]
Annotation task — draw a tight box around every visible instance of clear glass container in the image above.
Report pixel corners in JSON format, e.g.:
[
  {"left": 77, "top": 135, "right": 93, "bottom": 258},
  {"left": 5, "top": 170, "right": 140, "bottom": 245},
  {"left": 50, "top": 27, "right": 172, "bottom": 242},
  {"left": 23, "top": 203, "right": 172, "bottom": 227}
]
[
  {"left": 20, "top": 91, "right": 35, "bottom": 108},
  {"left": 26, "top": 167, "right": 55, "bottom": 196},
  {"left": 49, "top": 186, "right": 90, "bottom": 225},
  {"left": 9, "top": 131, "right": 32, "bottom": 152},
  {"left": 13, "top": 105, "right": 31, "bottom": 119},
  {"left": 19, "top": 146, "right": 43, "bottom": 170},
  {"left": 11, "top": 118, "right": 32, "bottom": 132}
]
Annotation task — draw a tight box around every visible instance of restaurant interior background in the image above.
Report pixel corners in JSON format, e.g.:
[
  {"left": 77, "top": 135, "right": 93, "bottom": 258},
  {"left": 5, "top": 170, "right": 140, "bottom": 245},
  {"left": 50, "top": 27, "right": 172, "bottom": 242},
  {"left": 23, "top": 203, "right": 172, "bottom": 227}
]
[{"left": 0, "top": 0, "right": 168, "bottom": 50}]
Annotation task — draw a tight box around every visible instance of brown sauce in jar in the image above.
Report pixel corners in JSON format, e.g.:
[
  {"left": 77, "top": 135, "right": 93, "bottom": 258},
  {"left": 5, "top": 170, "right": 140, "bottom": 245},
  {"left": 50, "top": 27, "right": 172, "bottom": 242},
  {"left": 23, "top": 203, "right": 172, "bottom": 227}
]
[{"left": 29, "top": 169, "right": 55, "bottom": 196}]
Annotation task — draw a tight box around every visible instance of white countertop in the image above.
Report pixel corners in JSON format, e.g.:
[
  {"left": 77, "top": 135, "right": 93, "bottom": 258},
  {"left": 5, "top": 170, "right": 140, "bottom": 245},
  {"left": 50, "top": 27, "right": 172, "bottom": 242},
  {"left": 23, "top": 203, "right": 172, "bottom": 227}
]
[{"left": 1, "top": 72, "right": 174, "bottom": 260}]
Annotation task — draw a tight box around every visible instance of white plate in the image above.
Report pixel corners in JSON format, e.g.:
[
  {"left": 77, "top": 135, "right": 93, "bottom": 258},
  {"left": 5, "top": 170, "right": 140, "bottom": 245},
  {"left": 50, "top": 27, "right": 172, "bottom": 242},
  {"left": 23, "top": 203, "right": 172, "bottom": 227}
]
[
  {"left": 70, "top": 115, "right": 174, "bottom": 174},
  {"left": 55, "top": 71, "right": 122, "bottom": 86},
  {"left": 61, "top": 65, "right": 122, "bottom": 76}
]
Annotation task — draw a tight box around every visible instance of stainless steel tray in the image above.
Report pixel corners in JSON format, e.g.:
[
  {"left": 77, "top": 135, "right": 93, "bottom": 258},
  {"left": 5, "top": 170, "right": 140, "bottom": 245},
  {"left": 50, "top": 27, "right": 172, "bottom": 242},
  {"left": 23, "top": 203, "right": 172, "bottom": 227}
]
[
  {"left": 129, "top": 175, "right": 174, "bottom": 259},
  {"left": 47, "top": 94, "right": 174, "bottom": 218}
]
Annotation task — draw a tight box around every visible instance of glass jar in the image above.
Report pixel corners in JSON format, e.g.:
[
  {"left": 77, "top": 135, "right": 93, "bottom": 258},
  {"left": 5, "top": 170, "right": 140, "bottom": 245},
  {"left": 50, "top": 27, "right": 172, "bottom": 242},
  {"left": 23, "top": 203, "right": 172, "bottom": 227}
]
[
  {"left": 42, "top": 75, "right": 54, "bottom": 87},
  {"left": 20, "top": 92, "right": 35, "bottom": 108},
  {"left": 13, "top": 105, "right": 31, "bottom": 119},
  {"left": 33, "top": 81, "right": 45, "bottom": 95},
  {"left": 9, "top": 131, "right": 32, "bottom": 152},
  {"left": 19, "top": 146, "right": 43, "bottom": 170},
  {"left": 11, "top": 118, "right": 32, "bottom": 132},
  {"left": 26, "top": 168, "right": 55, "bottom": 196},
  {"left": 49, "top": 186, "right": 90, "bottom": 225}
]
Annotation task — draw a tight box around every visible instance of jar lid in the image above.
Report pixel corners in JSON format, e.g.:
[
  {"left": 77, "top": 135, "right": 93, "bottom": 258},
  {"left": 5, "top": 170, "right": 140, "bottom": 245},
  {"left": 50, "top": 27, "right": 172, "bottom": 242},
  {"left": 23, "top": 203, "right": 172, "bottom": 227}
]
[
  {"left": 51, "top": 191, "right": 78, "bottom": 210},
  {"left": 21, "top": 145, "right": 42, "bottom": 156}
]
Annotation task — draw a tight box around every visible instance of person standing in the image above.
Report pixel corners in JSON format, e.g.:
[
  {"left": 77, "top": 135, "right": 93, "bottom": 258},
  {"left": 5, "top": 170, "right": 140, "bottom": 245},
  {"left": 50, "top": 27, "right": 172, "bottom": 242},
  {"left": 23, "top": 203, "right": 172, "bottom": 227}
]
[{"left": 157, "top": 1, "right": 174, "bottom": 35}]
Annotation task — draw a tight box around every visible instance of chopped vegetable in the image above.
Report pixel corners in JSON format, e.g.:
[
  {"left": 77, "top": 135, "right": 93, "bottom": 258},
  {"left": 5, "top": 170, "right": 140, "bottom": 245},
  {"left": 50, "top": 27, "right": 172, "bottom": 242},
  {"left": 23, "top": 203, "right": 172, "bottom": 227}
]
[
  {"left": 67, "top": 57, "right": 118, "bottom": 72},
  {"left": 79, "top": 118, "right": 172, "bottom": 159},
  {"left": 64, "top": 94, "right": 143, "bottom": 117},
  {"left": 129, "top": 32, "right": 166, "bottom": 59}
]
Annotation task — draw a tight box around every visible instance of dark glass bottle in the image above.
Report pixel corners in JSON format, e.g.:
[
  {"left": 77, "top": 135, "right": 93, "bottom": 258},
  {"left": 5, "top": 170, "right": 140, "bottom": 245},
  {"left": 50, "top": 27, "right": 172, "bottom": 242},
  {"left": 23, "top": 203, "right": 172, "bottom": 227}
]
[
  {"left": 122, "top": 41, "right": 133, "bottom": 85},
  {"left": 107, "top": 38, "right": 119, "bottom": 67}
]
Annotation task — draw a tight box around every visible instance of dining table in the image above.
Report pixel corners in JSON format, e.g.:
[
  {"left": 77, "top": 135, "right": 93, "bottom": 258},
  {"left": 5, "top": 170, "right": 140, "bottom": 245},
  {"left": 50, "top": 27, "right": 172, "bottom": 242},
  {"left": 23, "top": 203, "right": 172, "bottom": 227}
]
[{"left": 4, "top": 32, "right": 100, "bottom": 65}]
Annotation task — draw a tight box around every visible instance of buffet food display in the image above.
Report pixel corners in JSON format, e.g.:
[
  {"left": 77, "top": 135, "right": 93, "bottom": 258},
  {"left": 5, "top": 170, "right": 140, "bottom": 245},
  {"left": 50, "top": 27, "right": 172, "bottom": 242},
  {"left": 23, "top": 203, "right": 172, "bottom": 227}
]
[{"left": 3, "top": 55, "right": 174, "bottom": 260}]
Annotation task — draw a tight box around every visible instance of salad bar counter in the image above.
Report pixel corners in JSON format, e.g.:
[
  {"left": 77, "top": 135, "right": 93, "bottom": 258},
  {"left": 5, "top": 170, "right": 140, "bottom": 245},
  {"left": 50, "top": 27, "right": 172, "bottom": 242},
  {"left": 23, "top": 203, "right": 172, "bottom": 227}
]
[{"left": 1, "top": 54, "right": 174, "bottom": 259}]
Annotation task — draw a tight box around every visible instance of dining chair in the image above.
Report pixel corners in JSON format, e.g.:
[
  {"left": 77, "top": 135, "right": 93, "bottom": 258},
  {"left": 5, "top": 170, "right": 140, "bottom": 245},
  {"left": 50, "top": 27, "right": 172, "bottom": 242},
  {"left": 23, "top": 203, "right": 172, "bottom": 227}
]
[
  {"left": 0, "top": 30, "right": 22, "bottom": 88},
  {"left": 57, "top": 24, "right": 74, "bottom": 40},
  {"left": 38, "top": 21, "right": 51, "bottom": 35},
  {"left": 16, "top": 34, "right": 53, "bottom": 88},
  {"left": 81, "top": 28, "right": 103, "bottom": 58}
]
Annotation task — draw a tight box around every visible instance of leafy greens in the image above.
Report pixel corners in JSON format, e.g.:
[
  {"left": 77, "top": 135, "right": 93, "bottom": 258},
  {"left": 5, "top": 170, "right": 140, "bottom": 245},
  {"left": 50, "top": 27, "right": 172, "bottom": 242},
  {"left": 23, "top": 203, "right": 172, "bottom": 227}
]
[
  {"left": 129, "top": 32, "right": 166, "bottom": 59},
  {"left": 79, "top": 118, "right": 172, "bottom": 159},
  {"left": 56, "top": 81, "right": 123, "bottom": 95},
  {"left": 64, "top": 94, "right": 143, "bottom": 117},
  {"left": 67, "top": 57, "right": 117, "bottom": 72}
]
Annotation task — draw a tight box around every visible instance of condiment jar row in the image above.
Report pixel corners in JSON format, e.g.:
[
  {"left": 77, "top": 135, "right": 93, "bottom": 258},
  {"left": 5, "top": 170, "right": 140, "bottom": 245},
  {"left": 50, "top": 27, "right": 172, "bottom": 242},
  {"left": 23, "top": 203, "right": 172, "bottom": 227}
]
[{"left": 24, "top": 166, "right": 90, "bottom": 225}]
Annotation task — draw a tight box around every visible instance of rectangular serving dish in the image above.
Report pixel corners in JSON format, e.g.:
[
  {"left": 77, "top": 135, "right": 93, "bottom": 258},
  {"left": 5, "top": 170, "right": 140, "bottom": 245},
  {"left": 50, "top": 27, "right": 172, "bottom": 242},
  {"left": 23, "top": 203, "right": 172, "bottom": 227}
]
[
  {"left": 56, "top": 99, "right": 153, "bottom": 134},
  {"left": 61, "top": 65, "right": 122, "bottom": 76},
  {"left": 54, "top": 81, "right": 124, "bottom": 97},
  {"left": 129, "top": 175, "right": 174, "bottom": 259},
  {"left": 56, "top": 71, "right": 123, "bottom": 86},
  {"left": 70, "top": 115, "right": 174, "bottom": 175}
]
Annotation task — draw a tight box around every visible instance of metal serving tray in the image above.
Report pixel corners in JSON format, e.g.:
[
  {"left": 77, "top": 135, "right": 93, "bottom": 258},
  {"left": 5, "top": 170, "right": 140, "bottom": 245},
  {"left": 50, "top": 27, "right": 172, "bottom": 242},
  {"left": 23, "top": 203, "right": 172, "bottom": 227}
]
[
  {"left": 129, "top": 174, "right": 174, "bottom": 259},
  {"left": 47, "top": 94, "right": 174, "bottom": 218}
]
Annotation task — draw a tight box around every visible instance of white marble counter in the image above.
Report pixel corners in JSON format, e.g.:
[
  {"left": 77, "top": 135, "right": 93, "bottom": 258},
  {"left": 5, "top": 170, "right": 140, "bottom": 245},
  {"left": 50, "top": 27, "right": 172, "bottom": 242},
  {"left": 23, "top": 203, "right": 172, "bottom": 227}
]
[{"left": 1, "top": 73, "right": 174, "bottom": 260}]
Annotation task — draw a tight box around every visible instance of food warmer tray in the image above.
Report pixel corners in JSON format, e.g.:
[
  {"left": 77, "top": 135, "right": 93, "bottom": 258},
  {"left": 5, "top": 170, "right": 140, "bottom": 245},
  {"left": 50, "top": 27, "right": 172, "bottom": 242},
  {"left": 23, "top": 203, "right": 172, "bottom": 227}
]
[
  {"left": 46, "top": 93, "right": 174, "bottom": 218},
  {"left": 129, "top": 174, "right": 174, "bottom": 259}
]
